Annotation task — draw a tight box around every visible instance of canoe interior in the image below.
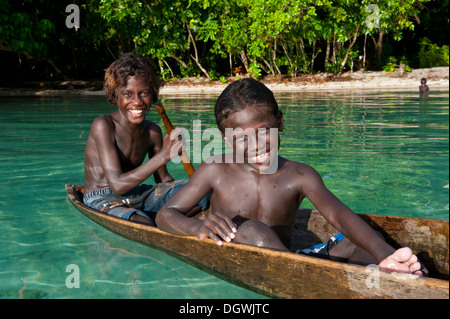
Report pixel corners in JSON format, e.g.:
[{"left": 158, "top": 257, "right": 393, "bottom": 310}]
[
  {"left": 66, "top": 184, "right": 449, "bottom": 281},
  {"left": 291, "top": 209, "right": 449, "bottom": 280}
]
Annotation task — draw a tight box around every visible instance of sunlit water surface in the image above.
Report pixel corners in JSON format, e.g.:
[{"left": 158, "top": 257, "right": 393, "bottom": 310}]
[{"left": 0, "top": 89, "right": 448, "bottom": 298}]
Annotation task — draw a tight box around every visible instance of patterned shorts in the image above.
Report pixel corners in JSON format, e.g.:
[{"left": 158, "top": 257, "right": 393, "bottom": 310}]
[
  {"left": 295, "top": 233, "right": 345, "bottom": 256},
  {"left": 83, "top": 180, "right": 210, "bottom": 221}
]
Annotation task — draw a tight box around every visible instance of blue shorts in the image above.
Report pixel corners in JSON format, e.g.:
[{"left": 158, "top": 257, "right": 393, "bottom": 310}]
[
  {"left": 295, "top": 233, "right": 345, "bottom": 256},
  {"left": 83, "top": 180, "right": 209, "bottom": 222}
]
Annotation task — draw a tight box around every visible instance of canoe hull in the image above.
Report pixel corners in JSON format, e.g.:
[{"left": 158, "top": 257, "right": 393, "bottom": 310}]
[{"left": 65, "top": 184, "right": 449, "bottom": 299}]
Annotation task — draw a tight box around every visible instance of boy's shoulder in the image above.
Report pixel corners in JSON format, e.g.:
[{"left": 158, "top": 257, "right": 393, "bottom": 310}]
[
  {"left": 91, "top": 113, "right": 160, "bottom": 131},
  {"left": 200, "top": 154, "right": 232, "bottom": 167},
  {"left": 197, "top": 155, "right": 318, "bottom": 176},
  {"left": 89, "top": 114, "right": 162, "bottom": 144},
  {"left": 90, "top": 113, "right": 115, "bottom": 133},
  {"left": 278, "top": 157, "right": 320, "bottom": 177},
  {"left": 195, "top": 154, "right": 236, "bottom": 176},
  {"left": 197, "top": 155, "right": 317, "bottom": 172},
  {"left": 280, "top": 156, "right": 312, "bottom": 169}
]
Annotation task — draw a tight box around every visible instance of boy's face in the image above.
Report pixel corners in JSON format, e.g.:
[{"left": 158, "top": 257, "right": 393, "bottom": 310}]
[
  {"left": 116, "top": 75, "right": 152, "bottom": 125},
  {"left": 222, "top": 105, "right": 283, "bottom": 173}
]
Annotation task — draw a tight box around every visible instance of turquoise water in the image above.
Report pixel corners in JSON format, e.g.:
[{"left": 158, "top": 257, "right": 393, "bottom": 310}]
[{"left": 0, "top": 89, "right": 448, "bottom": 299}]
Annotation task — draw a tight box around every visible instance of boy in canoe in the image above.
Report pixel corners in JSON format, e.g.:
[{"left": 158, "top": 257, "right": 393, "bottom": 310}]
[
  {"left": 156, "top": 78, "right": 427, "bottom": 276},
  {"left": 83, "top": 53, "right": 208, "bottom": 226}
]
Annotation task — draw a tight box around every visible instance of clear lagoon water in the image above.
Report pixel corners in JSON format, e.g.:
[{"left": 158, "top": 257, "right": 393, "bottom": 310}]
[{"left": 0, "top": 89, "right": 448, "bottom": 298}]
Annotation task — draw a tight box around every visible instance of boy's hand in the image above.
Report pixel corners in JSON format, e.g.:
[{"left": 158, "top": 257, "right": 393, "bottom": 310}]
[
  {"left": 161, "top": 127, "right": 185, "bottom": 161},
  {"left": 378, "top": 247, "right": 428, "bottom": 276},
  {"left": 195, "top": 212, "right": 237, "bottom": 246}
]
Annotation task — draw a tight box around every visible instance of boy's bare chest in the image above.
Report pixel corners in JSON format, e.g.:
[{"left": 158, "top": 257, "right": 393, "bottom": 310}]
[
  {"left": 211, "top": 174, "right": 301, "bottom": 225},
  {"left": 115, "top": 130, "right": 152, "bottom": 168}
]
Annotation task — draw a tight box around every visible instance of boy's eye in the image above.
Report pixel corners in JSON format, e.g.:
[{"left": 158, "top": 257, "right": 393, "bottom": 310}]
[{"left": 140, "top": 91, "right": 150, "bottom": 97}]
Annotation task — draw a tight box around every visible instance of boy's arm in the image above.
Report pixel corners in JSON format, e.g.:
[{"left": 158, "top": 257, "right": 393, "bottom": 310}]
[
  {"left": 91, "top": 117, "right": 181, "bottom": 195},
  {"left": 300, "top": 165, "right": 396, "bottom": 263},
  {"left": 156, "top": 162, "right": 237, "bottom": 245},
  {"left": 150, "top": 125, "right": 175, "bottom": 184}
]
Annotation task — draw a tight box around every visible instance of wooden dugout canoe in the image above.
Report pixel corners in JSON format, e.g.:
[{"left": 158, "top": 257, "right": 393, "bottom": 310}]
[{"left": 65, "top": 183, "right": 449, "bottom": 299}]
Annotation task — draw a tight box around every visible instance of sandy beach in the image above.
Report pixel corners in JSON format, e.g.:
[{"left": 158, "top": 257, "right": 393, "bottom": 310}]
[
  {"left": 160, "top": 66, "right": 449, "bottom": 95},
  {"left": 0, "top": 66, "right": 448, "bottom": 96}
]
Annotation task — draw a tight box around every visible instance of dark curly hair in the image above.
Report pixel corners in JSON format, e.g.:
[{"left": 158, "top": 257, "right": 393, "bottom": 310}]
[
  {"left": 104, "top": 52, "right": 160, "bottom": 105},
  {"left": 214, "top": 78, "right": 279, "bottom": 133}
]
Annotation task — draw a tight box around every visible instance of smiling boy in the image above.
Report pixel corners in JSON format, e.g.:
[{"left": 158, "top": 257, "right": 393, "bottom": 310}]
[
  {"left": 156, "top": 78, "right": 426, "bottom": 275},
  {"left": 83, "top": 53, "right": 208, "bottom": 225}
]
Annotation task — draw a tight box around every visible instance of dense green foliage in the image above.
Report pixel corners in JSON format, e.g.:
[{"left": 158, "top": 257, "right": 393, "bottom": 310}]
[{"left": 1, "top": 0, "right": 448, "bottom": 82}]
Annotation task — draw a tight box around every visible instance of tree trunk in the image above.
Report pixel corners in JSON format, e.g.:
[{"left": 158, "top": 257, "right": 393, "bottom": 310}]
[
  {"left": 239, "top": 48, "right": 249, "bottom": 74},
  {"left": 371, "top": 29, "right": 384, "bottom": 65},
  {"left": 186, "top": 24, "right": 210, "bottom": 80},
  {"left": 332, "top": 32, "right": 337, "bottom": 63},
  {"left": 229, "top": 51, "right": 233, "bottom": 76},
  {"left": 340, "top": 23, "right": 361, "bottom": 73},
  {"left": 310, "top": 39, "right": 319, "bottom": 72},
  {"left": 281, "top": 42, "right": 294, "bottom": 77},
  {"left": 170, "top": 54, "right": 189, "bottom": 70},
  {"left": 158, "top": 58, "right": 166, "bottom": 80},
  {"left": 363, "top": 33, "right": 367, "bottom": 71},
  {"left": 324, "top": 39, "right": 330, "bottom": 70},
  {"left": 262, "top": 57, "right": 275, "bottom": 75},
  {"left": 377, "top": 30, "right": 384, "bottom": 64},
  {"left": 272, "top": 38, "right": 281, "bottom": 76},
  {"left": 162, "top": 58, "right": 175, "bottom": 79}
]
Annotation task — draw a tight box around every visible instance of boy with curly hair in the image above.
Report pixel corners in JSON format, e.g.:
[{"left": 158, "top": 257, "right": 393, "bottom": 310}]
[{"left": 83, "top": 53, "right": 208, "bottom": 225}]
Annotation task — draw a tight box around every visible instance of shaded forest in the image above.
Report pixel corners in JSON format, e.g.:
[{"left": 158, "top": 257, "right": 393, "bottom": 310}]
[{"left": 0, "top": 0, "right": 448, "bottom": 85}]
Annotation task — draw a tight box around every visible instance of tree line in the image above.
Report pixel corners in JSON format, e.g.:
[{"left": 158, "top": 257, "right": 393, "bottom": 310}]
[{"left": 0, "top": 0, "right": 448, "bottom": 82}]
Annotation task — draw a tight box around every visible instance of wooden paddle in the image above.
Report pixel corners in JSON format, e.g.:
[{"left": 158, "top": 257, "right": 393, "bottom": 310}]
[{"left": 155, "top": 102, "right": 195, "bottom": 177}]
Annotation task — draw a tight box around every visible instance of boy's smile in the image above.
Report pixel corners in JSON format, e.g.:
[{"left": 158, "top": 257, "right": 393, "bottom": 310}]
[
  {"left": 117, "top": 75, "right": 152, "bottom": 125},
  {"left": 253, "top": 149, "right": 271, "bottom": 164}
]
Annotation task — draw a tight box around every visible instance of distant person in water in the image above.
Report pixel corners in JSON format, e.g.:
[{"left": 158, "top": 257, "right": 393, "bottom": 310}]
[
  {"left": 156, "top": 78, "right": 428, "bottom": 276},
  {"left": 83, "top": 53, "right": 208, "bottom": 225},
  {"left": 419, "top": 78, "right": 429, "bottom": 97}
]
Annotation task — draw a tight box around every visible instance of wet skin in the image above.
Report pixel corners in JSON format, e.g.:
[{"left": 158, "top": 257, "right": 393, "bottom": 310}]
[
  {"left": 156, "top": 104, "right": 427, "bottom": 275},
  {"left": 84, "top": 76, "right": 182, "bottom": 223}
]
